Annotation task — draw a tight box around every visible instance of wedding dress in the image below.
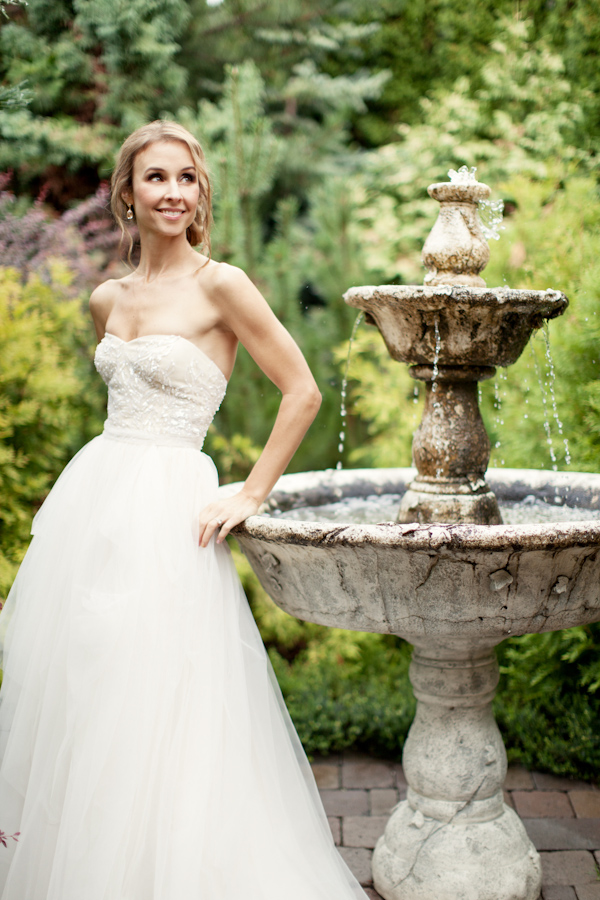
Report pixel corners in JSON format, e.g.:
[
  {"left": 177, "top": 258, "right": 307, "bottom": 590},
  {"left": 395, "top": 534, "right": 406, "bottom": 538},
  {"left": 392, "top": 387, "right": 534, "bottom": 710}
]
[{"left": 0, "top": 333, "right": 366, "bottom": 900}]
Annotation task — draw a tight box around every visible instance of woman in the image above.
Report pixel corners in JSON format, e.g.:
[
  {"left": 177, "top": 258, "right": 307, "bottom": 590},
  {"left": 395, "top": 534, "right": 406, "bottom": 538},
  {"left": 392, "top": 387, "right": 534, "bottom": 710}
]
[{"left": 0, "top": 121, "right": 367, "bottom": 899}]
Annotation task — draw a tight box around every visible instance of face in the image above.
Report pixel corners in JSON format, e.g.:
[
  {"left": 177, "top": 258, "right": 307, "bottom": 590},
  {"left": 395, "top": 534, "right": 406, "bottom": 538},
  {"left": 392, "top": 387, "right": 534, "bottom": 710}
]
[{"left": 126, "top": 140, "right": 200, "bottom": 237}]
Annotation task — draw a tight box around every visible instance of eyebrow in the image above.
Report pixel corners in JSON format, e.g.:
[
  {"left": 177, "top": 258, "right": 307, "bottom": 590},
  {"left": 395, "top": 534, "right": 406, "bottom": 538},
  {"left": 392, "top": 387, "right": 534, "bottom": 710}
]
[{"left": 142, "top": 166, "right": 197, "bottom": 174}]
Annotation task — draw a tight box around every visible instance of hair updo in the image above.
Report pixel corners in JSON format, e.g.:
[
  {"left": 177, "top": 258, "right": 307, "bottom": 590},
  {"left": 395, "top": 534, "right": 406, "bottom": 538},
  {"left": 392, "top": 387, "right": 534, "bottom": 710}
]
[{"left": 110, "top": 120, "right": 212, "bottom": 263}]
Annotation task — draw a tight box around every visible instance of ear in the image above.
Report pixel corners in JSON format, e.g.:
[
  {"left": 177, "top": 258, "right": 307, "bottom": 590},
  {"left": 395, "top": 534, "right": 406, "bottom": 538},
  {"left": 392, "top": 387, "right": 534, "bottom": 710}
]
[{"left": 121, "top": 191, "right": 133, "bottom": 207}]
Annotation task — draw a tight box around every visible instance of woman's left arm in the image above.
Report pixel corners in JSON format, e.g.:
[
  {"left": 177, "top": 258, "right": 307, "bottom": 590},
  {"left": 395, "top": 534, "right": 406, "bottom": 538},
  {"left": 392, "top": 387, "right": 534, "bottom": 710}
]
[{"left": 198, "top": 265, "right": 322, "bottom": 547}]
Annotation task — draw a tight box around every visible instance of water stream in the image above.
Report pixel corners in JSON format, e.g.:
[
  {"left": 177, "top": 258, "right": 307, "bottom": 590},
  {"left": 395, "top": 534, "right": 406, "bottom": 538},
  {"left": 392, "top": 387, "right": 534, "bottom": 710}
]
[
  {"left": 336, "top": 313, "right": 363, "bottom": 470},
  {"left": 530, "top": 340, "right": 559, "bottom": 470},
  {"left": 542, "top": 323, "right": 571, "bottom": 465}
]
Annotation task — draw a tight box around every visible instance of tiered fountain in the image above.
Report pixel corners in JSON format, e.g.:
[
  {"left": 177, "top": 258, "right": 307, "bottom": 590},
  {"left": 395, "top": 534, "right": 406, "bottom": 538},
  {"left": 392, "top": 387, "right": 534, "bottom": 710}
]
[{"left": 234, "top": 169, "right": 600, "bottom": 900}]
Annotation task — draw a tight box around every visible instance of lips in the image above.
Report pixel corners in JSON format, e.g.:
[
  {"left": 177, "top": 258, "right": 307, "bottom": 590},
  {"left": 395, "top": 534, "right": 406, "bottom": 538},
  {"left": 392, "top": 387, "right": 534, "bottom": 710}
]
[{"left": 157, "top": 209, "right": 186, "bottom": 219}]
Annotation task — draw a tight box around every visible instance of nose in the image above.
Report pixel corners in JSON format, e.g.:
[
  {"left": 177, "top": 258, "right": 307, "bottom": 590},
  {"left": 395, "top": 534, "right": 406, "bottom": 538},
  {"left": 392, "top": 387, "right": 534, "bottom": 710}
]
[{"left": 164, "top": 178, "right": 183, "bottom": 201}]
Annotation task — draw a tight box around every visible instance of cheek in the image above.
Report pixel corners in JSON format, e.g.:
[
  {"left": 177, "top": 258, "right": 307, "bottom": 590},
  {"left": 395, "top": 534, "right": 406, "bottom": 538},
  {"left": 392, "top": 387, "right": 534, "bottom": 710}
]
[
  {"left": 186, "top": 184, "right": 201, "bottom": 209},
  {"left": 133, "top": 182, "right": 160, "bottom": 210}
]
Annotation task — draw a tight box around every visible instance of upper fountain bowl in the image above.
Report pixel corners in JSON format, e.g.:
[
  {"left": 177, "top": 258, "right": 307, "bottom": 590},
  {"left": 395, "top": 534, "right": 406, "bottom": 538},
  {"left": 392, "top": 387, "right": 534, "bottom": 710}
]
[{"left": 344, "top": 284, "right": 568, "bottom": 368}]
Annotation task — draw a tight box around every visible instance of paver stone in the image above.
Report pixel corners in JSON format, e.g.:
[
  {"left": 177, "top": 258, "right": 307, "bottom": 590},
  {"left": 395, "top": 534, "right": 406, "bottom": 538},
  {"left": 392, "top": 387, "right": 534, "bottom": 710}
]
[{"left": 540, "top": 851, "right": 598, "bottom": 886}]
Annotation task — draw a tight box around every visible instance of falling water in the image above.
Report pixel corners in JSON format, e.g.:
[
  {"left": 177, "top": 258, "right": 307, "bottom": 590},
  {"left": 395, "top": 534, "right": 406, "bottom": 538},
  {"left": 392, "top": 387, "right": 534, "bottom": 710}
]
[
  {"left": 542, "top": 323, "right": 571, "bottom": 465},
  {"left": 431, "top": 315, "right": 441, "bottom": 393},
  {"left": 478, "top": 199, "right": 505, "bottom": 242},
  {"left": 336, "top": 313, "right": 364, "bottom": 470},
  {"left": 530, "top": 341, "right": 558, "bottom": 470},
  {"left": 431, "top": 315, "right": 444, "bottom": 477},
  {"left": 491, "top": 370, "right": 507, "bottom": 466},
  {"left": 447, "top": 165, "right": 504, "bottom": 242},
  {"left": 412, "top": 383, "right": 421, "bottom": 429}
]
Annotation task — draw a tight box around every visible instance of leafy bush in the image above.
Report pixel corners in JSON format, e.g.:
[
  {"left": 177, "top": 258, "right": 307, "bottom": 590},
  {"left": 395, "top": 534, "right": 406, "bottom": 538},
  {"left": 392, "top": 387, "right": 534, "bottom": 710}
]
[
  {"left": 495, "top": 626, "right": 600, "bottom": 780},
  {"left": 0, "top": 264, "right": 103, "bottom": 599}
]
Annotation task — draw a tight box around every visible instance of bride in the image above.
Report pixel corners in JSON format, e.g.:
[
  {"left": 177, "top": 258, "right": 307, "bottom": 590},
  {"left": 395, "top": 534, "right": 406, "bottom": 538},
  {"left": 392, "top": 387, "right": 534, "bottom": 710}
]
[{"left": 0, "top": 120, "right": 367, "bottom": 899}]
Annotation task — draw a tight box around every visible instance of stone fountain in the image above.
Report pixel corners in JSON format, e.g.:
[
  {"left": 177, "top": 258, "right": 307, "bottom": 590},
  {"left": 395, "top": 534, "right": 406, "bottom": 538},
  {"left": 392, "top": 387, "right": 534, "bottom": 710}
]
[{"left": 233, "top": 169, "right": 600, "bottom": 900}]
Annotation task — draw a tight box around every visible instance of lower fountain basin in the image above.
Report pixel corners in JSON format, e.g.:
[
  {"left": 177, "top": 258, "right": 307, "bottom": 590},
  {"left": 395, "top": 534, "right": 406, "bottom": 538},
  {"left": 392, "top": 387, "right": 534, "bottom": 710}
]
[{"left": 233, "top": 468, "right": 600, "bottom": 647}]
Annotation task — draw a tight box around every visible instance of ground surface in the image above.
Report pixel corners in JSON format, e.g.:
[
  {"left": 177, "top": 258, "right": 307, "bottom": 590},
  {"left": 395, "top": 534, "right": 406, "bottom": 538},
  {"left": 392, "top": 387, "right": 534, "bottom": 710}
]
[{"left": 311, "top": 752, "right": 600, "bottom": 900}]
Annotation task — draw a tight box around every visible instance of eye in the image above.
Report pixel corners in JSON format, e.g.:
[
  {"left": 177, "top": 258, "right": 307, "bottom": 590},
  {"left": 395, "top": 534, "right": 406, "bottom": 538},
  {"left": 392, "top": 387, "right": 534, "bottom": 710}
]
[
  {"left": 147, "top": 172, "right": 163, "bottom": 181},
  {"left": 181, "top": 173, "right": 197, "bottom": 183}
]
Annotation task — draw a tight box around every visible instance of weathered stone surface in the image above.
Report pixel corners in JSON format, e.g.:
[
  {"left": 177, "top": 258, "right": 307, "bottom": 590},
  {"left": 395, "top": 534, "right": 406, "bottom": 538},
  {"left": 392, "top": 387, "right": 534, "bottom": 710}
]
[
  {"left": 373, "top": 801, "right": 541, "bottom": 900},
  {"left": 343, "top": 284, "right": 567, "bottom": 369},
  {"left": 235, "top": 497, "right": 600, "bottom": 644},
  {"left": 421, "top": 180, "right": 491, "bottom": 286}
]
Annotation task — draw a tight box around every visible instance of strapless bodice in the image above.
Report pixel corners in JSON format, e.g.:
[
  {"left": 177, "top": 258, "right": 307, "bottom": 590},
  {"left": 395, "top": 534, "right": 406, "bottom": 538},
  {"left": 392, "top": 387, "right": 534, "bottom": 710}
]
[{"left": 94, "top": 333, "right": 227, "bottom": 449}]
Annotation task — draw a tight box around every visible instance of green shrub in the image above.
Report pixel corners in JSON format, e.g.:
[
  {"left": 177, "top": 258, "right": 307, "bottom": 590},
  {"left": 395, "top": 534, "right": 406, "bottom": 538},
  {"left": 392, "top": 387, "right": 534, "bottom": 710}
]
[{"left": 0, "top": 264, "right": 104, "bottom": 599}]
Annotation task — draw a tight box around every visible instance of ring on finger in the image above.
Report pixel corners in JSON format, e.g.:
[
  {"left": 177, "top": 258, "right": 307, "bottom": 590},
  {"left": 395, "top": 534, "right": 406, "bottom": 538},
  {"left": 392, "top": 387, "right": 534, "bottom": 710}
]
[{"left": 216, "top": 518, "right": 224, "bottom": 527}]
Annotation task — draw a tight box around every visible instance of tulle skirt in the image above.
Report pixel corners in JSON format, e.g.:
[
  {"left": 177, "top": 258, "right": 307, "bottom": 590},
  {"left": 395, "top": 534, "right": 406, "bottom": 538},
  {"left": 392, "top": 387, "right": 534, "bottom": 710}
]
[{"left": 0, "top": 433, "right": 365, "bottom": 900}]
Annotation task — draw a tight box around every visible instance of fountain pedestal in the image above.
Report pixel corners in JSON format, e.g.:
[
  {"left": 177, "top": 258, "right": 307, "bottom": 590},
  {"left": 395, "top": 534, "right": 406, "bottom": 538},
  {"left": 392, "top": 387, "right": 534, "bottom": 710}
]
[
  {"left": 398, "top": 365, "right": 501, "bottom": 525},
  {"left": 373, "top": 640, "right": 541, "bottom": 900}
]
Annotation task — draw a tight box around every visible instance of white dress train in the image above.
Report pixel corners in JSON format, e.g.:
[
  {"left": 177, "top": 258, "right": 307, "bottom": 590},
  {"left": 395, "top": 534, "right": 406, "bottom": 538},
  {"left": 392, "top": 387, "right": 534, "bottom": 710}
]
[{"left": 0, "top": 333, "right": 367, "bottom": 900}]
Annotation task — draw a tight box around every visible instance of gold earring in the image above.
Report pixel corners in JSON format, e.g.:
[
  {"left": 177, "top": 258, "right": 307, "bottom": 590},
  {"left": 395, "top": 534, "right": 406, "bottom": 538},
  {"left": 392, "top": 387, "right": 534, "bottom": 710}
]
[{"left": 126, "top": 204, "right": 134, "bottom": 220}]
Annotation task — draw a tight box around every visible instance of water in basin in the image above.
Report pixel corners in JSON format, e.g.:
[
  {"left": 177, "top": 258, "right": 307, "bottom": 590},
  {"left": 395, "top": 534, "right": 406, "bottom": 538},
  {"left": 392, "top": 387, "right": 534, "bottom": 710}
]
[{"left": 274, "top": 494, "right": 600, "bottom": 525}]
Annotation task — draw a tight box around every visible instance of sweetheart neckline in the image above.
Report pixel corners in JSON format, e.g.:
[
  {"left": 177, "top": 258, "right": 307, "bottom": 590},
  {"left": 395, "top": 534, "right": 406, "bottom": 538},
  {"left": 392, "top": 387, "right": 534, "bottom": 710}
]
[{"left": 101, "top": 332, "right": 228, "bottom": 385}]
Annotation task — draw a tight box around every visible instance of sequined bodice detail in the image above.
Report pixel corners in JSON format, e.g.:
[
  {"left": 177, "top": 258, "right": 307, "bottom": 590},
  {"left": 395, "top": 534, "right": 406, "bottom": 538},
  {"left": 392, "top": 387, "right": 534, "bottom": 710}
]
[{"left": 94, "top": 334, "right": 227, "bottom": 449}]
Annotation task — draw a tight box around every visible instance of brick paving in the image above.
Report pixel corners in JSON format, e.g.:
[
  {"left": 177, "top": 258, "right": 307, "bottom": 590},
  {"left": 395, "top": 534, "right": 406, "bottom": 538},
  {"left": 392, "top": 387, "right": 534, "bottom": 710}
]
[{"left": 311, "top": 752, "right": 600, "bottom": 899}]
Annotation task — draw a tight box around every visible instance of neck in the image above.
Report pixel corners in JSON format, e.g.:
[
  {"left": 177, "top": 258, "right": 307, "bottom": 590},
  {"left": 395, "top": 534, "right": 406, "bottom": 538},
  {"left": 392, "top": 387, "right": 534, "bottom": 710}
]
[{"left": 135, "top": 229, "right": 200, "bottom": 281}]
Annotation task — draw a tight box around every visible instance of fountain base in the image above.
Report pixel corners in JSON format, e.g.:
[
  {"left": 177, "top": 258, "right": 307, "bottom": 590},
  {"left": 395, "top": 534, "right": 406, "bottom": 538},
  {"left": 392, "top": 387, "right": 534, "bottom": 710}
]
[
  {"left": 398, "top": 477, "right": 502, "bottom": 525},
  {"left": 372, "top": 642, "right": 541, "bottom": 900},
  {"left": 373, "top": 802, "right": 541, "bottom": 900}
]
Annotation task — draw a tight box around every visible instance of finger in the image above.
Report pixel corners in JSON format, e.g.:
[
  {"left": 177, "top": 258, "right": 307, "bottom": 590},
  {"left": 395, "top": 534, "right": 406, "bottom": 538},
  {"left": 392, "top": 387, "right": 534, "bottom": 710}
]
[
  {"left": 200, "top": 515, "right": 226, "bottom": 548},
  {"left": 215, "top": 518, "right": 232, "bottom": 544}
]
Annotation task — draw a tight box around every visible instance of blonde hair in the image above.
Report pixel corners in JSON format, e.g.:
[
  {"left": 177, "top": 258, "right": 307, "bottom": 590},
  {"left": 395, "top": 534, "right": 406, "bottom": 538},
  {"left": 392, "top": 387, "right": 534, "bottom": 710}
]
[{"left": 110, "top": 120, "right": 212, "bottom": 264}]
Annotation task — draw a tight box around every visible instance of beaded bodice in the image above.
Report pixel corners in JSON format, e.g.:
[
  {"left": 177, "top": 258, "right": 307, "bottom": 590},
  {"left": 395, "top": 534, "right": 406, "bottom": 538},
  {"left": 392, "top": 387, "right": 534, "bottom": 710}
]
[{"left": 94, "top": 333, "right": 227, "bottom": 449}]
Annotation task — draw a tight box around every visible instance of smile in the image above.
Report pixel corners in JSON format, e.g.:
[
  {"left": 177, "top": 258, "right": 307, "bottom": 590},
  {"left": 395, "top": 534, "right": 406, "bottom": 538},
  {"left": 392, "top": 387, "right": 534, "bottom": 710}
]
[{"left": 157, "top": 209, "right": 186, "bottom": 219}]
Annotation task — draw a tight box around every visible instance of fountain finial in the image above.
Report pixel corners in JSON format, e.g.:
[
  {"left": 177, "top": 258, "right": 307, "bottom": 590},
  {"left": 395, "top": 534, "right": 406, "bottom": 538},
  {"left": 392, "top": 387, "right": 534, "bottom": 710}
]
[{"left": 422, "top": 166, "right": 491, "bottom": 287}]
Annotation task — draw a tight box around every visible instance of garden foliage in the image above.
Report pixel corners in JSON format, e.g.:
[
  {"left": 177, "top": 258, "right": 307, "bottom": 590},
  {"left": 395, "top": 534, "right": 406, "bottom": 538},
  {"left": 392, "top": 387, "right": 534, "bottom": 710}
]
[{"left": 0, "top": 265, "right": 103, "bottom": 598}]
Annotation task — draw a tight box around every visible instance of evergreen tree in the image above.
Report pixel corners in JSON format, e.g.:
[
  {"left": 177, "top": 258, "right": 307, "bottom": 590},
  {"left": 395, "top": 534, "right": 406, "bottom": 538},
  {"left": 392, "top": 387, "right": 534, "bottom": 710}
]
[{"left": 0, "top": 0, "right": 189, "bottom": 203}]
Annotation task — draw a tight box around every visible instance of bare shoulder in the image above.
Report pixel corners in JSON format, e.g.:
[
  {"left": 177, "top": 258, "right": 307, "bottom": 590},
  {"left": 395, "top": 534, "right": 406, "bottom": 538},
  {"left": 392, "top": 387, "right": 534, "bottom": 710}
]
[
  {"left": 195, "top": 261, "right": 267, "bottom": 334},
  {"left": 199, "top": 260, "right": 256, "bottom": 300},
  {"left": 89, "top": 277, "right": 128, "bottom": 338},
  {"left": 89, "top": 278, "right": 120, "bottom": 317}
]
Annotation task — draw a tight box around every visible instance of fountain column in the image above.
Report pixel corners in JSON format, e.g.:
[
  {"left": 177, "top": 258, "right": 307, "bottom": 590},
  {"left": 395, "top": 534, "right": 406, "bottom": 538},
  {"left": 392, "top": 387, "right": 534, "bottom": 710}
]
[
  {"left": 399, "top": 364, "right": 501, "bottom": 524},
  {"left": 373, "top": 639, "right": 542, "bottom": 900}
]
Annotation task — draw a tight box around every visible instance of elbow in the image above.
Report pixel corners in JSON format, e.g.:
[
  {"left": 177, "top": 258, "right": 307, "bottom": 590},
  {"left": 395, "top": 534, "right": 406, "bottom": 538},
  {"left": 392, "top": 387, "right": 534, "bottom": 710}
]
[{"left": 307, "top": 384, "right": 322, "bottom": 418}]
